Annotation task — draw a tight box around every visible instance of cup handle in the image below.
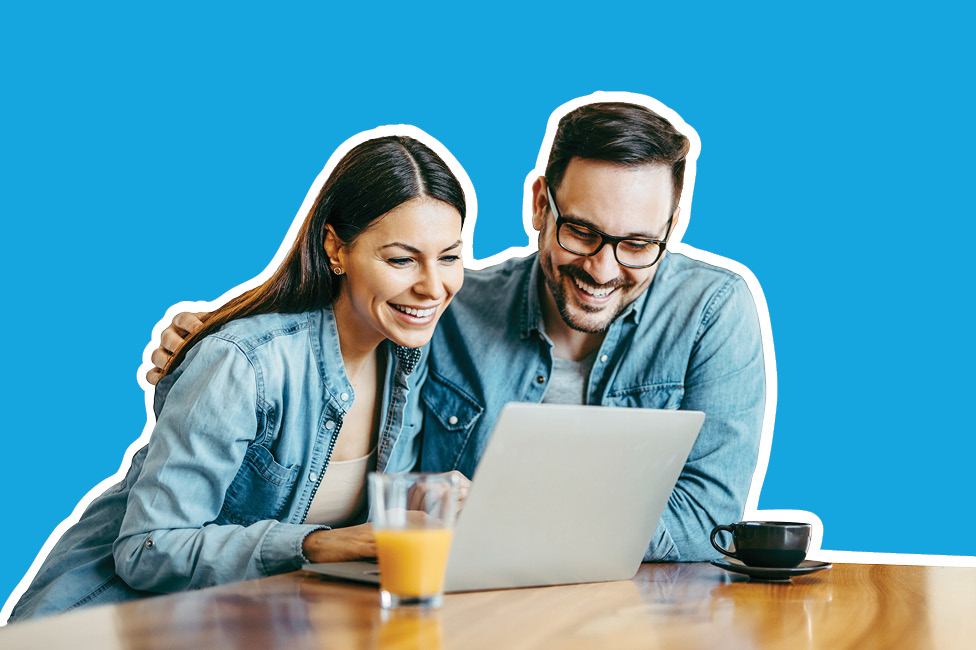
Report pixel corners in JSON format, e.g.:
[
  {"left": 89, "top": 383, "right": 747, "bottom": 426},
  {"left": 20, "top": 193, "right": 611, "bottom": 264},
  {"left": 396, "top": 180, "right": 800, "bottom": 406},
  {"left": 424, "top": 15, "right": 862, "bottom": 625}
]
[{"left": 710, "top": 524, "right": 738, "bottom": 559}]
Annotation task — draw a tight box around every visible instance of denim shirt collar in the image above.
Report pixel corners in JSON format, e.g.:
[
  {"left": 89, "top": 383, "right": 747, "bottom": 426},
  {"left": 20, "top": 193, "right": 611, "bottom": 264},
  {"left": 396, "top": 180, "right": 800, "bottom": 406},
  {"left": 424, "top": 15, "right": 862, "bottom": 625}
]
[
  {"left": 628, "top": 252, "right": 674, "bottom": 326},
  {"left": 518, "top": 252, "right": 670, "bottom": 340},
  {"left": 518, "top": 259, "right": 547, "bottom": 341},
  {"left": 313, "top": 305, "right": 421, "bottom": 408},
  {"left": 312, "top": 306, "right": 354, "bottom": 404}
]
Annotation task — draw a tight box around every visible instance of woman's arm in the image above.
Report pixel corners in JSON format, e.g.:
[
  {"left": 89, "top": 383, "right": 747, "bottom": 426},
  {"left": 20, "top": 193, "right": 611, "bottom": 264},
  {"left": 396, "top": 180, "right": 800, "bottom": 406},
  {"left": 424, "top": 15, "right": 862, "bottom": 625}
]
[{"left": 115, "top": 335, "right": 327, "bottom": 593}]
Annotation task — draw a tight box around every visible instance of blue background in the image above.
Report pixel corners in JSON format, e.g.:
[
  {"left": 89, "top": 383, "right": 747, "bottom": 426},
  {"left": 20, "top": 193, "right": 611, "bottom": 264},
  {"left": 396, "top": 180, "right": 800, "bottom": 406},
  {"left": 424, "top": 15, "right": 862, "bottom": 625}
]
[{"left": 2, "top": 2, "right": 973, "bottom": 609}]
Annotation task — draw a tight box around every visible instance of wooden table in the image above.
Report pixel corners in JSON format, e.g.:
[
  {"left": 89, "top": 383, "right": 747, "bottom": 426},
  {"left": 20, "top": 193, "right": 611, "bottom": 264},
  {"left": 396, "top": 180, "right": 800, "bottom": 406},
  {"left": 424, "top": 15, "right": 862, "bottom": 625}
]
[{"left": 3, "top": 562, "right": 974, "bottom": 649}]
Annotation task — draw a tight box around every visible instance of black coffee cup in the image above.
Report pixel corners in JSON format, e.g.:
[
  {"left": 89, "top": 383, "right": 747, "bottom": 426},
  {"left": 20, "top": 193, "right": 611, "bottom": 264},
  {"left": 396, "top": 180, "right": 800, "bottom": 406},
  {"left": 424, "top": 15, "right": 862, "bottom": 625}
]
[{"left": 710, "top": 521, "right": 812, "bottom": 568}]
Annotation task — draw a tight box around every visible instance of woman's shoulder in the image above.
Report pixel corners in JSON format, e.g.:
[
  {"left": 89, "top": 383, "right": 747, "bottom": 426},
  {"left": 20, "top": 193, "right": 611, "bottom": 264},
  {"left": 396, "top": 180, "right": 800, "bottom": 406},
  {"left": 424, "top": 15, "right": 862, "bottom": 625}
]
[
  {"left": 156, "top": 311, "right": 323, "bottom": 415},
  {"left": 208, "top": 311, "right": 318, "bottom": 354}
]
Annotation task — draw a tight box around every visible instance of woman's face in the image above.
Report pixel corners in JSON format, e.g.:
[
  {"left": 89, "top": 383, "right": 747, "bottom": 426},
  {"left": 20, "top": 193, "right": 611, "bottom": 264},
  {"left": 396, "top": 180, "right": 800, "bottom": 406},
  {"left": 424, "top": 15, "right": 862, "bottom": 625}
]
[{"left": 329, "top": 197, "right": 464, "bottom": 351}]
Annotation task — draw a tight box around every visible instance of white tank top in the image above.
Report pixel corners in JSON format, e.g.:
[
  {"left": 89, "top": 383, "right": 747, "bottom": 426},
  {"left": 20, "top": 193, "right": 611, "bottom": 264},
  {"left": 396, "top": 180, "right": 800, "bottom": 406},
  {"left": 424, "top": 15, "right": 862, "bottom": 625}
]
[{"left": 302, "top": 448, "right": 375, "bottom": 528}]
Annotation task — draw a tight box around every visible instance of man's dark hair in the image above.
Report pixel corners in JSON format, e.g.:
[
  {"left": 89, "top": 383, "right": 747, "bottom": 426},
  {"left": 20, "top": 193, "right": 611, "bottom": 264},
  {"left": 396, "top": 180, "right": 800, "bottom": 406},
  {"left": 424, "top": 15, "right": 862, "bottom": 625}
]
[{"left": 545, "top": 102, "right": 691, "bottom": 209}]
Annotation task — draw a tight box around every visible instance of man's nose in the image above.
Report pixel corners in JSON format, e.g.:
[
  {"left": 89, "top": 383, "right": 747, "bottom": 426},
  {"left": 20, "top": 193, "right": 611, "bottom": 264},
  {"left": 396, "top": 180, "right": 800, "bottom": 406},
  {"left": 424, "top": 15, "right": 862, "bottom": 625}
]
[{"left": 581, "top": 243, "right": 620, "bottom": 285}]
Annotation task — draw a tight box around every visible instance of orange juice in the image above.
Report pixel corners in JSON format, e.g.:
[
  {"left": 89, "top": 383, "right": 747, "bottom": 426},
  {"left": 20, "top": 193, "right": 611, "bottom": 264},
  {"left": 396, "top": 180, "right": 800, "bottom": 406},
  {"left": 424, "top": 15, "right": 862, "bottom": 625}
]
[{"left": 374, "top": 528, "right": 453, "bottom": 597}]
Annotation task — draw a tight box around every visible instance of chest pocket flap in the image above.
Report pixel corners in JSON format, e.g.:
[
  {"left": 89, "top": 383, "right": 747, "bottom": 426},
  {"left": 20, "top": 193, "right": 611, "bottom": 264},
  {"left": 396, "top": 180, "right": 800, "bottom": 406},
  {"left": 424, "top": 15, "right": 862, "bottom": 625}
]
[
  {"left": 605, "top": 383, "right": 685, "bottom": 410},
  {"left": 421, "top": 371, "right": 484, "bottom": 434}
]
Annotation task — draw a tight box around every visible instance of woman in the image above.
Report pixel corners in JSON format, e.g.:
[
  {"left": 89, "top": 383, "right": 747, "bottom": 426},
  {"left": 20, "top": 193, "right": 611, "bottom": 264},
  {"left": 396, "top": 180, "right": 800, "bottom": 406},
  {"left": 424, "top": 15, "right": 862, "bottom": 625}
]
[{"left": 10, "top": 133, "right": 466, "bottom": 620}]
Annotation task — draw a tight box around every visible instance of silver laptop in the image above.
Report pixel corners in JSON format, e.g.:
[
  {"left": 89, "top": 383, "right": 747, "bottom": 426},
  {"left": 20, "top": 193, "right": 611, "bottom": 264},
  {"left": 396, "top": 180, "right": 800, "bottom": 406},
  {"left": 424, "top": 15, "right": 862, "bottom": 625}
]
[{"left": 305, "top": 403, "right": 704, "bottom": 592}]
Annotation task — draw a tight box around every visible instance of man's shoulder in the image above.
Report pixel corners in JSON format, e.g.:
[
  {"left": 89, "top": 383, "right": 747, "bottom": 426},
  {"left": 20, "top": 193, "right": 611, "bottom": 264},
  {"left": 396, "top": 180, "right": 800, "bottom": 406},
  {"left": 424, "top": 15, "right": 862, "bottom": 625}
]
[
  {"left": 662, "top": 250, "right": 746, "bottom": 285},
  {"left": 635, "top": 250, "right": 760, "bottom": 329},
  {"left": 454, "top": 254, "right": 536, "bottom": 309},
  {"left": 649, "top": 250, "right": 762, "bottom": 339},
  {"left": 657, "top": 250, "right": 753, "bottom": 302},
  {"left": 462, "top": 254, "right": 535, "bottom": 287}
]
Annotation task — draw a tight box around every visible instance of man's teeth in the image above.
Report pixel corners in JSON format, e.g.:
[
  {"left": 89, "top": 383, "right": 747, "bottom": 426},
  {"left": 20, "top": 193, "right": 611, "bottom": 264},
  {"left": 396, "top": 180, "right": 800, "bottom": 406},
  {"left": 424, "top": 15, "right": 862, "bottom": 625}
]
[
  {"left": 573, "top": 278, "right": 615, "bottom": 298},
  {"left": 393, "top": 305, "right": 436, "bottom": 317}
]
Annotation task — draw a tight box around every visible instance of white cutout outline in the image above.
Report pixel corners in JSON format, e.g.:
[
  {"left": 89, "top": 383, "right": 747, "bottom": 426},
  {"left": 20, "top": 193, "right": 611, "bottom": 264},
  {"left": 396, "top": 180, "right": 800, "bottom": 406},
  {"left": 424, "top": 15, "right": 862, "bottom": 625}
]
[{"left": 5, "top": 93, "right": 973, "bottom": 625}]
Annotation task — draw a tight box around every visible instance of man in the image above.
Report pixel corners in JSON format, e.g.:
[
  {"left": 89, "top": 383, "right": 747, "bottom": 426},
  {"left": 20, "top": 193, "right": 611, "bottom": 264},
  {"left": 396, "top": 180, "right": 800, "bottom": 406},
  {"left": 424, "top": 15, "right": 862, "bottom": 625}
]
[{"left": 151, "top": 99, "right": 767, "bottom": 562}]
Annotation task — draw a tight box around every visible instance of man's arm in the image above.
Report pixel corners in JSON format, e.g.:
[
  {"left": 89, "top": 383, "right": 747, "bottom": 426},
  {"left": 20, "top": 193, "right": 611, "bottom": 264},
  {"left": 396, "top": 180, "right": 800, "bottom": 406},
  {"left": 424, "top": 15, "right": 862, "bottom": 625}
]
[
  {"left": 645, "top": 276, "right": 766, "bottom": 562},
  {"left": 146, "top": 311, "right": 207, "bottom": 385}
]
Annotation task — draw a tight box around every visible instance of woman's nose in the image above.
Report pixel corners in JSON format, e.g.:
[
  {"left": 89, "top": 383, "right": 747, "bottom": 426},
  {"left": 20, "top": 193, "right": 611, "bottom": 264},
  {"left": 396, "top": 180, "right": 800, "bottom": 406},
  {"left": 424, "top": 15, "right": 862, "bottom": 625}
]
[{"left": 414, "top": 266, "right": 448, "bottom": 300}]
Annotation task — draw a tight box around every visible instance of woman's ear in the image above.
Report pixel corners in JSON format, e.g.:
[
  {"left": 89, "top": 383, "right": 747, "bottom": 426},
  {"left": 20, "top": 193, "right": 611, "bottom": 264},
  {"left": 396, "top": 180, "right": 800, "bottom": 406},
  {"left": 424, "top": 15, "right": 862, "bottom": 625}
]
[{"left": 323, "top": 225, "right": 344, "bottom": 269}]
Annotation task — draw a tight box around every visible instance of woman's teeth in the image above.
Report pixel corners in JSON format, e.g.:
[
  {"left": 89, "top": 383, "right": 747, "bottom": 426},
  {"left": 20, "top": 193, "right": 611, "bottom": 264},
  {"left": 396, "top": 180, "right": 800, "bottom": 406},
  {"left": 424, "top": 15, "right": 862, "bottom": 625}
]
[
  {"left": 393, "top": 305, "right": 436, "bottom": 317},
  {"left": 573, "top": 278, "right": 614, "bottom": 298}
]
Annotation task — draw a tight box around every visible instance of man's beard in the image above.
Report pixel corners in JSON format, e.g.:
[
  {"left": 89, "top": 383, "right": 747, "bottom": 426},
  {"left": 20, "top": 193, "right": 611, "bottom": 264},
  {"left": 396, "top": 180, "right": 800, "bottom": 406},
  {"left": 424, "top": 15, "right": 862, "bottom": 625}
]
[{"left": 540, "top": 255, "right": 635, "bottom": 334}]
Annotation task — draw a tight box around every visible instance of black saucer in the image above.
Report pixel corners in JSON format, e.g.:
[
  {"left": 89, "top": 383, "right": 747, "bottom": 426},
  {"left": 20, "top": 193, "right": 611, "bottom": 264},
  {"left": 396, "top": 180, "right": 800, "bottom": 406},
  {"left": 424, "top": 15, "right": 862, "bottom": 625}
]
[{"left": 709, "top": 558, "right": 832, "bottom": 581}]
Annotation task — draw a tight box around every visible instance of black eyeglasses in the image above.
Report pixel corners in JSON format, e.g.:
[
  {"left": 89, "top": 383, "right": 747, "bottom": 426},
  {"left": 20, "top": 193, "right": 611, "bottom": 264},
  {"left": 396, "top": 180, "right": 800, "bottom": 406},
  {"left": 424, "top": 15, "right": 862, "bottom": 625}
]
[{"left": 546, "top": 186, "right": 673, "bottom": 269}]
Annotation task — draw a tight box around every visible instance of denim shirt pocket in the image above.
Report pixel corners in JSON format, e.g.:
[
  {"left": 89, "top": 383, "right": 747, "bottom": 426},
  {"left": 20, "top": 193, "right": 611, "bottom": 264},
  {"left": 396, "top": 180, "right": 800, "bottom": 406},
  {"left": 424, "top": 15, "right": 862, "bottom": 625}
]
[
  {"left": 217, "top": 444, "right": 301, "bottom": 526},
  {"left": 604, "top": 383, "right": 685, "bottom": 410},
  {"left": 420, "top": 372, "right": 484, "bottom": 469}
]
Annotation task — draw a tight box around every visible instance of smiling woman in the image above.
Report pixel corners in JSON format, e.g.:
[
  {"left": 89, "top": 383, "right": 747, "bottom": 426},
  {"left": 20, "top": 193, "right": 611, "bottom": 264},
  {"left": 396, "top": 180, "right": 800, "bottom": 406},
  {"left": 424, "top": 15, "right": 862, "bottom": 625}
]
[
  {"left": 327, "top": 197, "right": 464, "bottom": 354},
  {"left": 9, "top": 134, "right": 467, "bottom": 621}
]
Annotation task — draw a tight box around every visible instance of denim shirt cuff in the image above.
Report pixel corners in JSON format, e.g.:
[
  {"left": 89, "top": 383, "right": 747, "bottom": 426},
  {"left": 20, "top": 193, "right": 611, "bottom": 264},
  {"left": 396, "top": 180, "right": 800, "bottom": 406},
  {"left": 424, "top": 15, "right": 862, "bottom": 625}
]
[
  {"left": 643, "top": 520, "right": 679, "bottom": 563},
  {"left": 258, "top": 522, "right": 329, "bottom": 574}
]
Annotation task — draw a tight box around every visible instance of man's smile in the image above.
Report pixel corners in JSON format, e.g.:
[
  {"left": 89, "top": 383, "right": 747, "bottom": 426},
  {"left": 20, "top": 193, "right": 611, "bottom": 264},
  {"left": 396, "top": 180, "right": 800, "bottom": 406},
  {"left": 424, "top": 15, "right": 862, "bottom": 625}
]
[
  {"left": 558, "top": 264, "right": 631, "bottom": 309},
  {"left": 572, "top": 276, "right": 617, "bottom": 299}
]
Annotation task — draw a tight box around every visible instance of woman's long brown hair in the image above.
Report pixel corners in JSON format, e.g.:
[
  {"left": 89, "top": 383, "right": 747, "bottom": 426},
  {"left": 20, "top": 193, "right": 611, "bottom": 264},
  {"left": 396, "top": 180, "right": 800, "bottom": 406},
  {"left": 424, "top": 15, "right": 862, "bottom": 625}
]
[{"left": 163, "top": 135, "right": 466, "bottom": 376}]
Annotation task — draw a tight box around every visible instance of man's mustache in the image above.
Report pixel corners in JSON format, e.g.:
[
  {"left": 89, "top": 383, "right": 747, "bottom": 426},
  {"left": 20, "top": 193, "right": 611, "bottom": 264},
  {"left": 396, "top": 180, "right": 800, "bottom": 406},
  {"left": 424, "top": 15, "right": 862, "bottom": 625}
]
[{"left": 557, "top": 263, "right": 631, "bottom": 290}]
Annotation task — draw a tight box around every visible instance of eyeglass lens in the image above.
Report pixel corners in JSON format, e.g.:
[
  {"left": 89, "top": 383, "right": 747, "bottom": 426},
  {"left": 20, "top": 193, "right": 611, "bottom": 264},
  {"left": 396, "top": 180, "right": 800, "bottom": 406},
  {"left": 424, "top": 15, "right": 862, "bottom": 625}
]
[{"left": 557, "top": 222, "right": 663, "bottom": 268}]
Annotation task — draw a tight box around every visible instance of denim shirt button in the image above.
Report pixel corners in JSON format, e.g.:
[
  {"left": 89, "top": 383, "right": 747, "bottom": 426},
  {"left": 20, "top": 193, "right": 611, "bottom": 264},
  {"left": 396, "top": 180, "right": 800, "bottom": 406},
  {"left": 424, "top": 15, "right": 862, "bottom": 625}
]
[
  {"left": 600, "top": 354, "right": 608, "bottom": 363},
  {"left": 325, "top": 420, "right": 336, "bottom": 430},
  {"left": 536, "top": 375, "right": 546, "bottom": 384},
  {"left": 340, "top": 392, "right": 349, "bottom": 401},
  {"left": 145, "top": 539, "right": 154, "bottom": 550},
  {"left": 309, "top": 471, "right": 318, "bottom": 482},
  {"left": 448, "top": 415, "right": 459, "bottom": 425}
]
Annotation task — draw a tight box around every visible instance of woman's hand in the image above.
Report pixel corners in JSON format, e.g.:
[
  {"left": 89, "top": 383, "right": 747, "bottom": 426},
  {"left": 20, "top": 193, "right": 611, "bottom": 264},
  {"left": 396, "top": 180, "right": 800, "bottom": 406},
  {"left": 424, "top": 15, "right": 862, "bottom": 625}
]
[
  {"left": 145, "top": 311, "right": 208, "bottom": 385},
  {"left": 302, "top": 524, "right": 376, "bottom": 563}
]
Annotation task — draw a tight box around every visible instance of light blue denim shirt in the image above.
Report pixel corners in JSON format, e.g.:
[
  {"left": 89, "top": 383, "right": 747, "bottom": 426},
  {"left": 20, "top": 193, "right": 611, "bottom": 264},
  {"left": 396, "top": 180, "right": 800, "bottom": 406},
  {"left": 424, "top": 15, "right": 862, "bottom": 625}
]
[
  {"left": 11, "top": 308, "right": 425, "bottom": 621},
  {"left": 419, "top": 251, "right": 766, "bottom": 562}
]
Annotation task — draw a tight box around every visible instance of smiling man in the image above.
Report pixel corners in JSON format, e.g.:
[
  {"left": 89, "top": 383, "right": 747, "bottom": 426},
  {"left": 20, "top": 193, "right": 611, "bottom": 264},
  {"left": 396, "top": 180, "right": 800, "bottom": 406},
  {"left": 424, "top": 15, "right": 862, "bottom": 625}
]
[{"left": 418, "top": 101, "right": 766, "bottom": 561}]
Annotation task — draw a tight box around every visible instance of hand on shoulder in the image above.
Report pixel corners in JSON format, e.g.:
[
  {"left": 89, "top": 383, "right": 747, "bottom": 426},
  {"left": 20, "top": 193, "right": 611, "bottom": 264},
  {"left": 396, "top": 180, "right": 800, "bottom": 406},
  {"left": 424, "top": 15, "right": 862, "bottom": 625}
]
[{"left": 145, "top": 311, "right": 208, "bottom": 385}]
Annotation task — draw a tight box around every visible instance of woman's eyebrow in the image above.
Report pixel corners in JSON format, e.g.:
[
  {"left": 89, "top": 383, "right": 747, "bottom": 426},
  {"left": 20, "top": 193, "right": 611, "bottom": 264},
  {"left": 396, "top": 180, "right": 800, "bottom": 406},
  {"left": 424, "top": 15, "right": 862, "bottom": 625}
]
[
  {"left": 379, "top": 240, "right": 463, "bottom": 254},
  {"left": 379, "top": 243, "right": 420, "bottom": 254}
]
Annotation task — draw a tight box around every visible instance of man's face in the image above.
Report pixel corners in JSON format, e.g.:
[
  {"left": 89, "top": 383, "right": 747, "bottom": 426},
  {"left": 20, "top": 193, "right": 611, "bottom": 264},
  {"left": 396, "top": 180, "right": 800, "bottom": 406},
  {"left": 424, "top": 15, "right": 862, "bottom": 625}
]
[{"left": 531, "top": 159, "right": 677, "bottom": 334}]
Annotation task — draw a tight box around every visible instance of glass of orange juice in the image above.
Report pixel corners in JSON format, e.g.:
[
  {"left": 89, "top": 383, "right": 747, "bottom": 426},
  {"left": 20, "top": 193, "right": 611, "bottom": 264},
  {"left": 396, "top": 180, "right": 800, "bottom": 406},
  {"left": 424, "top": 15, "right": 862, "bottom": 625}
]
[{"left": 368, "top": 472, "right": 460, "bottom": 609}]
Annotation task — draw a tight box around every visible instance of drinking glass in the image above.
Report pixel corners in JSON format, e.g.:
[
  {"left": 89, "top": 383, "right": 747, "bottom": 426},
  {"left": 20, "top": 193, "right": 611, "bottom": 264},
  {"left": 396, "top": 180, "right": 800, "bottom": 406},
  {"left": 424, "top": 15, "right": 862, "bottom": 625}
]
[{"left": 368, "top": 472, "right": 460, "bottom": 609}]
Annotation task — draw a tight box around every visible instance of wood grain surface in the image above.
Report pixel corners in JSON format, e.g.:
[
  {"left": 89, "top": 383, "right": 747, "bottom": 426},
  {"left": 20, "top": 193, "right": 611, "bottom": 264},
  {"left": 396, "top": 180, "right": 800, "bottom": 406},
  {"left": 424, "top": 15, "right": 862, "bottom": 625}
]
[{"left": 2, "top": 562, "right": 974, "bottom": 649}]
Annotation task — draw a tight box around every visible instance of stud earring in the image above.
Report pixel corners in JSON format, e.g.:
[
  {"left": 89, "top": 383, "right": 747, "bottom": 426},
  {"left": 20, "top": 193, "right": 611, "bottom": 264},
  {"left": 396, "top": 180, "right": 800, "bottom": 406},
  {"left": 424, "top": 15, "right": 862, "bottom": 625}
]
[{"left": 333, "top": 266, "right": 343, "bottom": 275}]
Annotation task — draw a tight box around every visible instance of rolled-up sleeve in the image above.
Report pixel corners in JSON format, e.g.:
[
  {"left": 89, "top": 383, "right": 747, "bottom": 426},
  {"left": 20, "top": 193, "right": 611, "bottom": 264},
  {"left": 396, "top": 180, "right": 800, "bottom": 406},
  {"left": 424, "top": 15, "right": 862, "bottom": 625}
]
[
  {"left": 114, "top": 336, "right": 324, "bottom": 592},
  {"left": 644, "top": 276, "right": 766, "bottom": 562}
]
